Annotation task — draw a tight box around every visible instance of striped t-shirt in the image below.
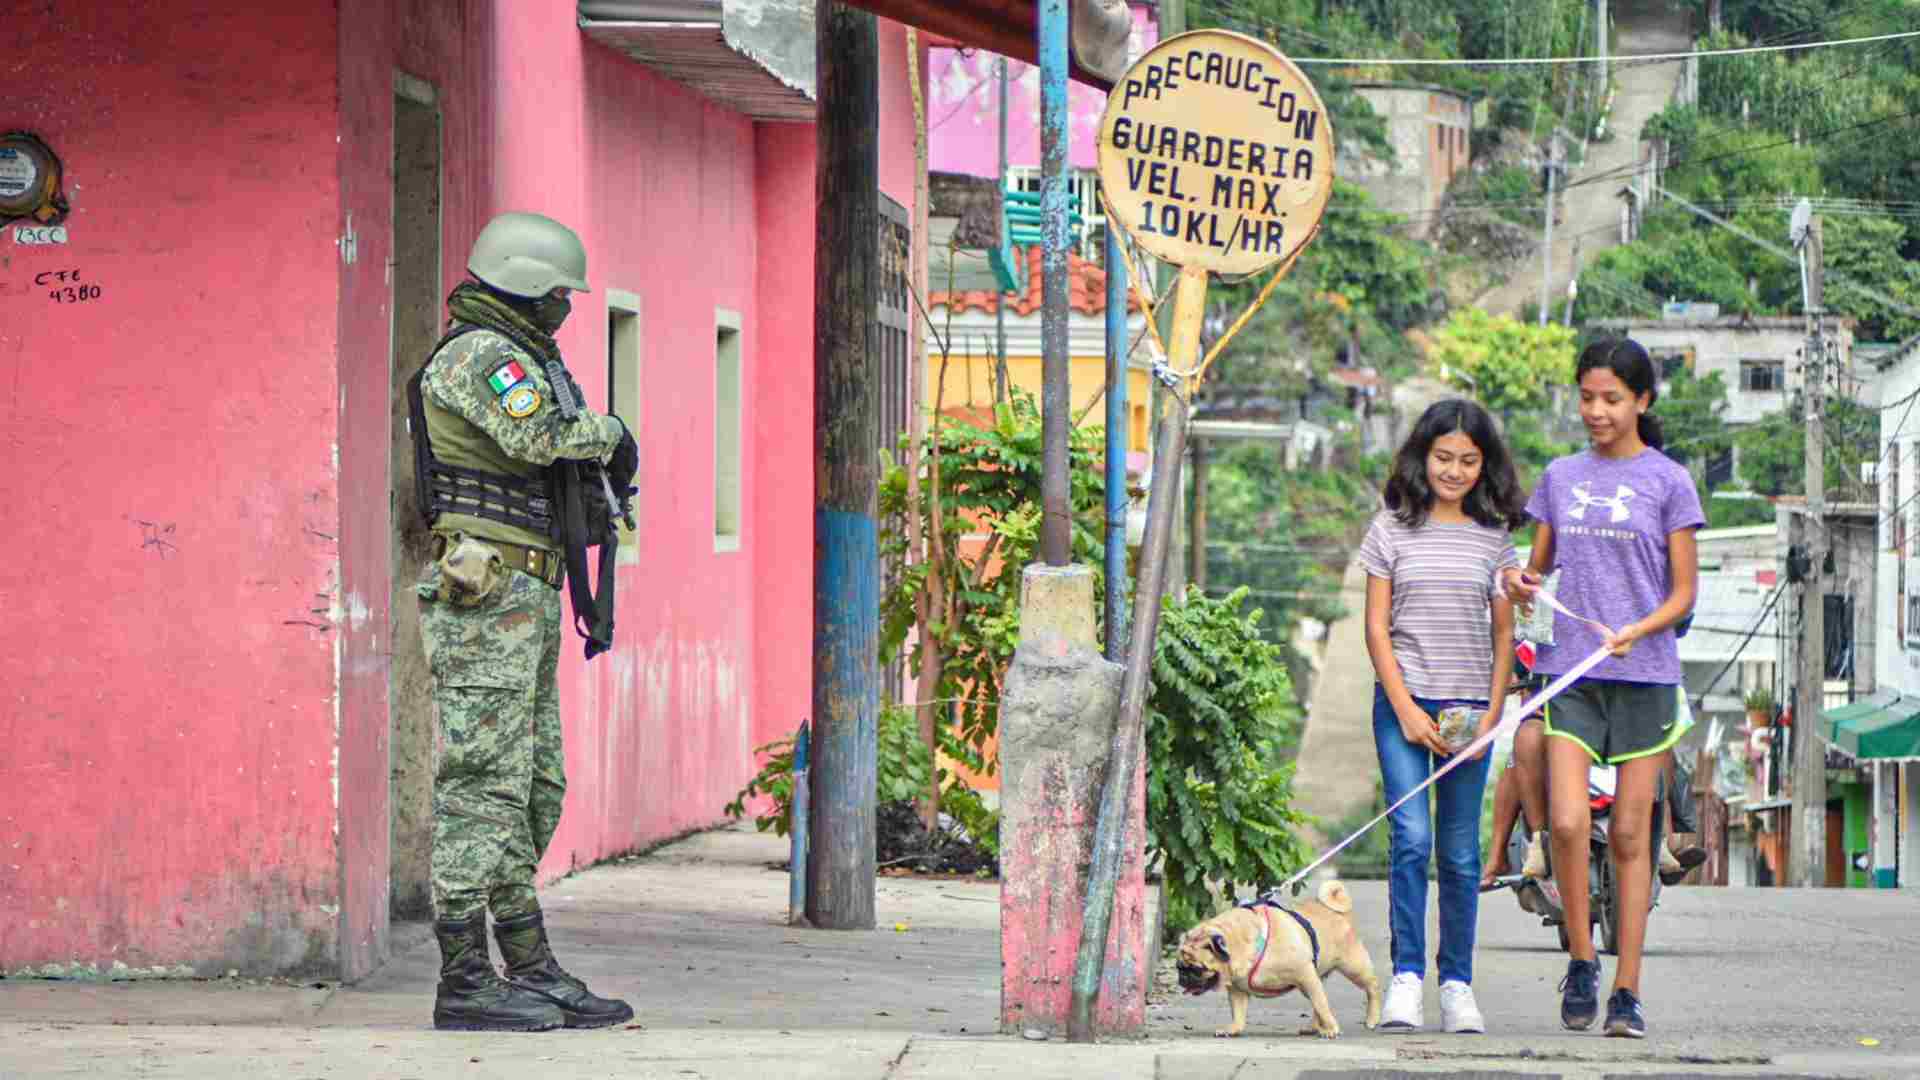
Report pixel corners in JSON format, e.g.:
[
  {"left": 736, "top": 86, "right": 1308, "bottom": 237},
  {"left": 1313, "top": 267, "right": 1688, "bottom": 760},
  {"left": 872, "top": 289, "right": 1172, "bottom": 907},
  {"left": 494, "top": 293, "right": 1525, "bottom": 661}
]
[{"left": 1357, "top": 511, "right": 1519, "bottom": 701}]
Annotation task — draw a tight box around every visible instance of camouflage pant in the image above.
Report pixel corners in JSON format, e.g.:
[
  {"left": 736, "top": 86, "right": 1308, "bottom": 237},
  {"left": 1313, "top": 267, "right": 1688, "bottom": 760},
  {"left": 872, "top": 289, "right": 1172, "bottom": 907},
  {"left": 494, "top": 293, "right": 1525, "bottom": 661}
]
[{"left": 418, "top": 541, "right": 565, "bottom": 922}]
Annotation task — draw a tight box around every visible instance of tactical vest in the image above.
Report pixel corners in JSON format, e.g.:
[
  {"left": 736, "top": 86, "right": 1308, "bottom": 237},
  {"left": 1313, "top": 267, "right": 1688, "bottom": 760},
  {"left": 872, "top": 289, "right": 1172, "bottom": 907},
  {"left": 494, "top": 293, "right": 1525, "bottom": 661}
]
[
  {"left": 408, "top": 326, "right": 556, "bottom": 552},
  {"left": 409, "top": 324, "right": 623, "bottom": 660}
]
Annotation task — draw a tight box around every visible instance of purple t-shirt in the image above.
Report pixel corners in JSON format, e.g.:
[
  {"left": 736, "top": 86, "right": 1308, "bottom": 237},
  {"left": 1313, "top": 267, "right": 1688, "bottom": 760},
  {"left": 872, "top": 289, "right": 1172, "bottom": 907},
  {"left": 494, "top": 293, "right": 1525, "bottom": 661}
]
[{"left": 1525, "top": 449, "right": 1705, "bottom": 684}]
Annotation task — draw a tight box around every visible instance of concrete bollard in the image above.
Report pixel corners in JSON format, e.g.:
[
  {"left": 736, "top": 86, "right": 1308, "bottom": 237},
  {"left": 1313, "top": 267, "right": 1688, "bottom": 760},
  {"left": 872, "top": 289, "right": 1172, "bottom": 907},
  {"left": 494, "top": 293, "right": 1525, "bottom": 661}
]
[{"left": 998, "top": 564, "right": 1148, "bottom": 1037}]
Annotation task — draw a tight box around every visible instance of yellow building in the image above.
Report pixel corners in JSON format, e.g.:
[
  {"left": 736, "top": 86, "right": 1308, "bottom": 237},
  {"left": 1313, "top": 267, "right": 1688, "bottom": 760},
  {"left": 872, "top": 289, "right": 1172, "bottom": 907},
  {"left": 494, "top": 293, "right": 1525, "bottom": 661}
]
[{"left": 926, "top": 245, "right": 1155, "bottom": 462}]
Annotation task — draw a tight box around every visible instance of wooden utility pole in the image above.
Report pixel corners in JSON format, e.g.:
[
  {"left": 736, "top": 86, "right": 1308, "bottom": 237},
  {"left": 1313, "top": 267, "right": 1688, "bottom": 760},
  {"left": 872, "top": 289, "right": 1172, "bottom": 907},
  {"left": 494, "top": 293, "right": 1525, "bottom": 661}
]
[
  {"left": 1791, "top": 208, "right": 1827, "bottom": 889},
  {"left": 809, "top": 0, "right": 880, "bottom": 930}
]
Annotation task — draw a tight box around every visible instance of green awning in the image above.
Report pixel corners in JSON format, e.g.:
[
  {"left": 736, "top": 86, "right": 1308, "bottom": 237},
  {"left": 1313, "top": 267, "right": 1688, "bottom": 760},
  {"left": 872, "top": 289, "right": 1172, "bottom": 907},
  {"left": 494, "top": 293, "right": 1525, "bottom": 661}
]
[
  {"left": 1833, "top": 706, "right": 1920, "bottom": 761},
  {"left": 1820, "top": 691, "right": 1897, "bottom": 745},
  {"left": 1822, "top": 691, "right": 1920, "bottom": 761}
]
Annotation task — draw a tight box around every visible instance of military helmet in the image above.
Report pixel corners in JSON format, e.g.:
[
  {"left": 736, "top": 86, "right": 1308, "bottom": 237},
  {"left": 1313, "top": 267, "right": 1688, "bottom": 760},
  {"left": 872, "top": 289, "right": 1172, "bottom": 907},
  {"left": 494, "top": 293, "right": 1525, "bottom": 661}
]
[{"left": 467, "top": 211, "right": 591, "bottom": 297}]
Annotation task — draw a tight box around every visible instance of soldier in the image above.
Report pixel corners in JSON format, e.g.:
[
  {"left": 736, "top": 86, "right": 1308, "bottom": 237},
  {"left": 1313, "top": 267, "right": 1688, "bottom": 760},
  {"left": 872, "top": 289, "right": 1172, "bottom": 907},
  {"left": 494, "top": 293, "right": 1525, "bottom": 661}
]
[{"left": 409, "top": 211, "right": 640, "bottom": 1032}]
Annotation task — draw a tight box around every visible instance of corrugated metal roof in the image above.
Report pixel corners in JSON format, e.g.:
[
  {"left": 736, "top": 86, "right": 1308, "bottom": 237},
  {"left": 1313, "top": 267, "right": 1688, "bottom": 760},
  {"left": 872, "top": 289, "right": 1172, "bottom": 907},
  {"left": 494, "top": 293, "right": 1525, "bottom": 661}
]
[
  {"left": 580, "top": 13, "right": 816, "bottom": 122},
  {"left": 1677, "top": 570, "right": 1781, "bottom": 663}
]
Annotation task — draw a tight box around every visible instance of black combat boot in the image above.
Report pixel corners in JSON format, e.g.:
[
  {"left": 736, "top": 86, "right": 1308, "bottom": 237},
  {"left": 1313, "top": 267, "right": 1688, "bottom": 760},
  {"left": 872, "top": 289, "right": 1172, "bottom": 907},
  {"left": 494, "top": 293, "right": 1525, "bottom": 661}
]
[
  {"left": 433, "top": 915, "right": 564, "bottom": 1032},
  {"left": 493, "top": 910, "right": 635, "bottom": 1029}
]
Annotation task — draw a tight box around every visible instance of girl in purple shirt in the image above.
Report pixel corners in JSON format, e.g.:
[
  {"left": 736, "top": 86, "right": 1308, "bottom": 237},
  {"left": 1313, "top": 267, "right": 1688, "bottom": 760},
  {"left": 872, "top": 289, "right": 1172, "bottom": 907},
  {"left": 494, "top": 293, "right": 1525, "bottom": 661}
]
[{"left": 1503, "top": 338, "right": 1704, "bottom": 1040}]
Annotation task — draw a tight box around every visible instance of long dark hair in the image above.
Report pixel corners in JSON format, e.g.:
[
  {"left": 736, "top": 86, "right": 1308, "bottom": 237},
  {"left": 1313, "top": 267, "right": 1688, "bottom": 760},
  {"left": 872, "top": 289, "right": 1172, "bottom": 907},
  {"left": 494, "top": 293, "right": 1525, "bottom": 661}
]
[
  {"left": 1383, "top": 398, "right": 1527, "bottom": 530},
  {"left": 1575, "top": 336, "right": 1664, "bottom": 449}
]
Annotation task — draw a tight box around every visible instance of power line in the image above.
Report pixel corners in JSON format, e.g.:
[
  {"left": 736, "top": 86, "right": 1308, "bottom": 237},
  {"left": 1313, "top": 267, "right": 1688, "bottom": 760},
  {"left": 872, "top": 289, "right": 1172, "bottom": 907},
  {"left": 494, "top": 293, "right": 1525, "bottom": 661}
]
[
  {"left": 1653, "top": 184, "right": 1920, "bottom": 323},
  {"left": 1282, "top": 28, "right": 1920, "bottom": 65},
  {"left": 1692, "top": 578, "right": 1789, "bottom": 710}
]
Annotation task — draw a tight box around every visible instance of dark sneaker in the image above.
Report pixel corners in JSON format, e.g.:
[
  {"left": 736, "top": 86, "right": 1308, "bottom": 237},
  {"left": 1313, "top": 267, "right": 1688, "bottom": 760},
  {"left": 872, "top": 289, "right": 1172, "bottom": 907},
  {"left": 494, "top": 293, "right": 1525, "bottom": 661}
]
[
  {"left": 1660, "top": 846, "right": 1709, "bottom": 886},
  {"left": 1558, "top": 958, "right": 1600, "bottom": 1031},
  {"left": 1605, "top": 987, "right": 1646, "bottom": 1038}
]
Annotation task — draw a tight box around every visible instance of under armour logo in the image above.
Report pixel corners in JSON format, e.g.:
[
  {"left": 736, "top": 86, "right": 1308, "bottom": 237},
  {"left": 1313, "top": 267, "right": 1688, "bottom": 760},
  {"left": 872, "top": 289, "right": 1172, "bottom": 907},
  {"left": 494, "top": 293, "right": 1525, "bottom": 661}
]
[{"left": 1569, "top": 481, "right": 1636, "bottom": 523}]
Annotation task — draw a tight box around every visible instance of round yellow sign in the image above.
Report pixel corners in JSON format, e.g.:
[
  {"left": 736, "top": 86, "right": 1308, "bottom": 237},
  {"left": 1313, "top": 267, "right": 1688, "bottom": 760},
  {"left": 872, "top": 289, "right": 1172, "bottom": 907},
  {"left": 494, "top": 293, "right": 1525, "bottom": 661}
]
[{"left": 1097, "top": 30, "right": 1335, "bottom": 277}]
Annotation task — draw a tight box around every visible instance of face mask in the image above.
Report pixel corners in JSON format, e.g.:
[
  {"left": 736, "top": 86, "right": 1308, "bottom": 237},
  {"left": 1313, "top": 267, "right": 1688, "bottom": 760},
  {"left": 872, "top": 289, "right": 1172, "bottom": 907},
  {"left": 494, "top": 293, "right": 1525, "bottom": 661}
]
[{"left": 531, "top": 292, "right": 572, "bottom": 333}]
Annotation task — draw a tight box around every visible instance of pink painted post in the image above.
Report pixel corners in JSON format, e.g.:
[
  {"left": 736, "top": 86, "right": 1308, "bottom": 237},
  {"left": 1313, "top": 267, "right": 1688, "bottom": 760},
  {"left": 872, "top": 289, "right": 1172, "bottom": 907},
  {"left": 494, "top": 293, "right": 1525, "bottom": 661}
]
[{"left": 998, "top": 566, "right": 1148, "bottom": 1037}]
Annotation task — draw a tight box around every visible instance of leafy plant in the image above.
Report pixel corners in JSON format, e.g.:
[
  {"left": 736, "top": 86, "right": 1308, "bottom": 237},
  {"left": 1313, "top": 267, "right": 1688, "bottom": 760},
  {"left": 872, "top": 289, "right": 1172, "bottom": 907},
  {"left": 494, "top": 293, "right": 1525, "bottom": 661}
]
[
  {"left": 1429, "top": 308, "right": 1577, "bottom": 416},
  {"left": 723, "top": 705, "right": 933, "bottom": 838},
  {"left": 1744, "top": 686, "right": 1777, "bottom": 715},
  {"left": 878, "top": 390, "right": 1111, "bottom": 781},
  {"left": 1147, "top": 586, "right": 1313, "bottom": 936}
]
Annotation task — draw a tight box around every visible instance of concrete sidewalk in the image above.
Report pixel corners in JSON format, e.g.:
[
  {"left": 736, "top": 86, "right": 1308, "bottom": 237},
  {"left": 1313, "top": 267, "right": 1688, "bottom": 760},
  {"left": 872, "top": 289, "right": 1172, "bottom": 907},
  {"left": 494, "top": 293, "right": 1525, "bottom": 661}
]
[{"left": 3, "top": 825, "right": 1915, "bottom": 1078}]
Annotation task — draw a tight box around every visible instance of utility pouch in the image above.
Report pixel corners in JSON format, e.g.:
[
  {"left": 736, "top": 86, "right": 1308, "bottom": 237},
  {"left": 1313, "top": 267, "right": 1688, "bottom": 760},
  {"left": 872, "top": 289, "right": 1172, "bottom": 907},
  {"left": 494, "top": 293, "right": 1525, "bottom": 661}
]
[{"left": 433, "top": 533, "right": 508, "bottom": 607}]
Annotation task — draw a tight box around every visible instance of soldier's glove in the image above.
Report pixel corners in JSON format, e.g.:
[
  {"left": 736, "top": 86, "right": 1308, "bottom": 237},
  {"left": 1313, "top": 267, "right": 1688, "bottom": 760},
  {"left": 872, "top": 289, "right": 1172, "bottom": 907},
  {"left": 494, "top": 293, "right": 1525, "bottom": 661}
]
[{"left": 608, "top": 417, "right": 640, "bottom": 493}]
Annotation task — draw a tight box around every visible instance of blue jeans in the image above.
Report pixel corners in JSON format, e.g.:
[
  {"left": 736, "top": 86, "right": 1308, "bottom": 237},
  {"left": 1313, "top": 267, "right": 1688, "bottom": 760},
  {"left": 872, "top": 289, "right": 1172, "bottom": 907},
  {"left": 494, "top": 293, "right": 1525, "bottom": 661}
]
[{"left": 1371, "top": 685, "right": 1493, "bottom": 984}]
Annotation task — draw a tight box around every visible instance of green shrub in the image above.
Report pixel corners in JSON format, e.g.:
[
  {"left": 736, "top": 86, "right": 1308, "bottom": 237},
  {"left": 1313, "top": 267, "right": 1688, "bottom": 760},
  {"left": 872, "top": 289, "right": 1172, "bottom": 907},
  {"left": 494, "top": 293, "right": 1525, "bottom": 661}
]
[{"left": 1147, "top": 586, "right": 1314, "bottom": 936}]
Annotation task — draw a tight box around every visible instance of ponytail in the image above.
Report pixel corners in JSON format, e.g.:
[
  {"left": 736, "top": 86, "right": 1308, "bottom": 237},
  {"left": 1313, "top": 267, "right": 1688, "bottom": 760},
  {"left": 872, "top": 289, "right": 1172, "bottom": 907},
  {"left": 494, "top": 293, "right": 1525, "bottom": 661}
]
[{"left": 1637, "top": 410, "right": 1665, "bottom": 450}]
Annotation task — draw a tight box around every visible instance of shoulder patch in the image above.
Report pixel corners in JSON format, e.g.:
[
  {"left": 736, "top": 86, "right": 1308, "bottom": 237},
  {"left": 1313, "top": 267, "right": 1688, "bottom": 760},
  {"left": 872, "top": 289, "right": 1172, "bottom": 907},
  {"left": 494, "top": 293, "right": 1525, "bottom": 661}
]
[
  {"left": 501, "top": 383, "right": 543, "bottom": 419},
  {"left": 487, "top": 360, "right": 528, "bottom": 395}
]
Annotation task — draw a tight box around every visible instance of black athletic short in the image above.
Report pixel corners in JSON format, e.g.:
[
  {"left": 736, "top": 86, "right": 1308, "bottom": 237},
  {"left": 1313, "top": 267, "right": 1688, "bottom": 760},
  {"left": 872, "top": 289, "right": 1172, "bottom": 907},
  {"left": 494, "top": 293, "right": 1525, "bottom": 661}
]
[{"left": 1542, "top": 679, "right": 1682, "bottom": 764}]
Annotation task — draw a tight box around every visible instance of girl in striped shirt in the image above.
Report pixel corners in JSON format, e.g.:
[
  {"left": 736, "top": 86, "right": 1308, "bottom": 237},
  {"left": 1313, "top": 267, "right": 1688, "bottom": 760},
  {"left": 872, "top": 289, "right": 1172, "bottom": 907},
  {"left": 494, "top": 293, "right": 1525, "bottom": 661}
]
[{"left": 1360, "top": 399, "right": 1526, "bottom": 1034}]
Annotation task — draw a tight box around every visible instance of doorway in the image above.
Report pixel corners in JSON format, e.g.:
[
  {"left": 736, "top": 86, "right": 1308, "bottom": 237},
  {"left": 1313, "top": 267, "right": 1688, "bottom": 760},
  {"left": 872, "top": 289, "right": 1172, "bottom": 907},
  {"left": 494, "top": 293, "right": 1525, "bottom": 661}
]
[{"left": 389, "top": 75, "right": 442, "bottom": 921}]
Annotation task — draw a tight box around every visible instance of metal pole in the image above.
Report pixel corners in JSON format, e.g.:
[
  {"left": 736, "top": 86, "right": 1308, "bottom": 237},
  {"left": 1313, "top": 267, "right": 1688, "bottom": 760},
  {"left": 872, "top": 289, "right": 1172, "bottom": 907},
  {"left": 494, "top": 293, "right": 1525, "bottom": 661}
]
[
  {"left": 788, "top": 719, "right": 810, "bottom": 925},
  {"left": 1104, "top": 226, "right": 1131, "bottom": 663},
  {"left": 1564, "top": 243, "right": 1581, "bottom": 328},
  {"left": 1068, "top": 265, "right": 1207, "bottom": 1043},
  {"left": 1792, "top": 212, "right": 1827, "bottom": 888},
  {"left": 1037, "top": 0, "right": 1071, "bottom": 567},
  {"left": 808, "top": 0, "right": 880, "bottom": 930},
  {"left": 995, "top": 56, "right": 1010, "bottom": 404},
  {"left": 1537, "top": 132, "right": 1559, "bottom": 327}
]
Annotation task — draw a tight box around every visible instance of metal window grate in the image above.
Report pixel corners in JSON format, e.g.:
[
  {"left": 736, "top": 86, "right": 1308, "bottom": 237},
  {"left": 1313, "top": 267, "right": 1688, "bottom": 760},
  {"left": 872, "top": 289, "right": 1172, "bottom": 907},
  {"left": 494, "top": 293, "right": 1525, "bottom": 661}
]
[{"left": 876, "top": 194, "right": 913, "bottom": 707}]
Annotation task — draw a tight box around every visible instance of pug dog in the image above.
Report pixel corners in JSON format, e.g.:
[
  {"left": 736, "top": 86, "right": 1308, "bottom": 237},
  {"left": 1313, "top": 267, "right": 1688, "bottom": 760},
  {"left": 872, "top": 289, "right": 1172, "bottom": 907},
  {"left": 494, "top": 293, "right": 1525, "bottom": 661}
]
[{"left": 1176, "top": 880, "right": 1382, "bottom": 1039}]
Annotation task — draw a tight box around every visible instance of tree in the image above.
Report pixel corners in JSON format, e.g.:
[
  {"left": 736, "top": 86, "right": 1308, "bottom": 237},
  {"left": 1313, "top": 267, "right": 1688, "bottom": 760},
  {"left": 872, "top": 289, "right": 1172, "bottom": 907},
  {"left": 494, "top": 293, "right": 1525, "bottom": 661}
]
[
  {"left": 1658, "top": 367, "right": 1735, "bottom": 469},
  {"left": 1736, "top": 398, "right": 1877, "bottom": 497},
  {"left": 1429, "top": 308, "right": 1577, "bottom": 415}
]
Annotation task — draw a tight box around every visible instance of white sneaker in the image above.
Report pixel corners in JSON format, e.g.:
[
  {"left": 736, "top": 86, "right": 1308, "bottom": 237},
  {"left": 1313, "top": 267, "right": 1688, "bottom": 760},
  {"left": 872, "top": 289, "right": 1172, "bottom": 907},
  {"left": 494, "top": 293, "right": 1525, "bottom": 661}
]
[
  {"left": 1439, "top": 980, "right": 1485, "bottom": 1034},
  {"left": 1521, "top": 830, "right": 1549, "bottom": 879},
  {"left": 1380, "top": 972, "right": 1423, "bottom": 1031}
]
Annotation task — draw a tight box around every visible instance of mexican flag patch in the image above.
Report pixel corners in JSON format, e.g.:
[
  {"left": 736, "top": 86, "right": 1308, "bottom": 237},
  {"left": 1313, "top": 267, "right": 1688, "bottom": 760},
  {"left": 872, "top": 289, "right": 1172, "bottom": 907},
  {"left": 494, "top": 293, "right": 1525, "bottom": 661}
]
[{"left": 487, "top": 360, "right": 528, "bottom": 395}]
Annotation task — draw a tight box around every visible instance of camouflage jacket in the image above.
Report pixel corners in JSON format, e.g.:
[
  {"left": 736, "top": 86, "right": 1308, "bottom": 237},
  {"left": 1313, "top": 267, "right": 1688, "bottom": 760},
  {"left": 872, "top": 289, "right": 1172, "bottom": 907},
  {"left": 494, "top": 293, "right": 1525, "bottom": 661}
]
[{"left": 421, "top": 328, "right": 624, "bottom": 553}]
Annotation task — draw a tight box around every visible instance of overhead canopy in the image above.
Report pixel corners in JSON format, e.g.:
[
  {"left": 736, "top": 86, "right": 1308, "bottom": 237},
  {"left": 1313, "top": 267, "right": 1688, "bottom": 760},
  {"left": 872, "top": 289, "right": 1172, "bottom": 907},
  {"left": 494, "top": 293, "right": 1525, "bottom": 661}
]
[
  {"left": 838, "top": 0, "right": 1132, "bottom": 90},
  {"left": 1821, "top": 691, "right": 1920, "bottom": 762},
  {"left": 580, "top": 0, "right": 1132, "bottom": 118}
]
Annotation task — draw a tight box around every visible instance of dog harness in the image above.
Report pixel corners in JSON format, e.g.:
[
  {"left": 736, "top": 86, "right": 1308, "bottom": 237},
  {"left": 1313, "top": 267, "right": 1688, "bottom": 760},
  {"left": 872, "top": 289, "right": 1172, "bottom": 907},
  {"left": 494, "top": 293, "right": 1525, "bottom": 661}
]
[{"left": 1238, "top": 898, "right": 1319, "bottom": 996}]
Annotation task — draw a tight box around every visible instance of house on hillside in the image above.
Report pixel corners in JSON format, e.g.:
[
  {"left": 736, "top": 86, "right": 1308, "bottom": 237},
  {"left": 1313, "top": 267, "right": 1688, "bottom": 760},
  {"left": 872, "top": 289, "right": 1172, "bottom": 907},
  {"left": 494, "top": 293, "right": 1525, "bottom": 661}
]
[
  {"left": 3, "top": 0, "right": 924, "bottom": 981},
  {"left": 1346, "top": 82, "right": 1475, "bottom": 238},
  {"left": 1593, "top": 312, "right": 1858, "bottom": 488}
]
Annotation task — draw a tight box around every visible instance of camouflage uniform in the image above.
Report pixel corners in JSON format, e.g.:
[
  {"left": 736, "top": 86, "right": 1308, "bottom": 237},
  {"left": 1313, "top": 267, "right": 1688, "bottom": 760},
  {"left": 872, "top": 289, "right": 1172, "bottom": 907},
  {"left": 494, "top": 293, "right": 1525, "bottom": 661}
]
[{"left": 417, "top": 328, "right": 622, "bottom": 923}]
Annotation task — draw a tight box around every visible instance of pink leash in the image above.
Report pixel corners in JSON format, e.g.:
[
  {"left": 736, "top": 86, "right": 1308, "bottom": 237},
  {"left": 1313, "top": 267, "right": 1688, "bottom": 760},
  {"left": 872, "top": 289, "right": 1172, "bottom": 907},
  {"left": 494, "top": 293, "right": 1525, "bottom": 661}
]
[{"left": 1267, "top": 588, "right": 1615, "bottom": 895}]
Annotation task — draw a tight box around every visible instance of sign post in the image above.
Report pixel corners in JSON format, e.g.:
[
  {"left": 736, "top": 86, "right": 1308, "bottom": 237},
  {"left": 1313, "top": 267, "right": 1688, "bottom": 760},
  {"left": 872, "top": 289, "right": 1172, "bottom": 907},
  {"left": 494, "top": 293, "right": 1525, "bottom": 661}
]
[{"left": 1066, "top": 28, "right": 1334, "bottom": 1041}]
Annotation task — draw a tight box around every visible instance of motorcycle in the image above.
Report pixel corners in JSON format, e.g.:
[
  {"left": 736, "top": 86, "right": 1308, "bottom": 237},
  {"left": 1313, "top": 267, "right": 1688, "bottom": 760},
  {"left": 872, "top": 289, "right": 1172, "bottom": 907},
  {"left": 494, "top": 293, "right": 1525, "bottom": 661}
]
[{"left": 1483, "top": 761, "right": 1668, "bottom": 954}]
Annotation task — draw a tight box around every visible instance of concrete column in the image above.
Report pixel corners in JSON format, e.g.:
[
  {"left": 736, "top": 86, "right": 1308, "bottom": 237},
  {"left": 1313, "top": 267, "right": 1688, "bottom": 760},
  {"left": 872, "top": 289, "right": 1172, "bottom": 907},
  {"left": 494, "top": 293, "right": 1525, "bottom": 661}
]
[
  {"left": 1873, "top": 761, "right": 1898, "bottom": 888},
  {"left": 999, "top": 564, "right": 1144, "bottom": 1037},
  {"left": 1905, "top": 764, "right": 1920, "bottom": 888}
]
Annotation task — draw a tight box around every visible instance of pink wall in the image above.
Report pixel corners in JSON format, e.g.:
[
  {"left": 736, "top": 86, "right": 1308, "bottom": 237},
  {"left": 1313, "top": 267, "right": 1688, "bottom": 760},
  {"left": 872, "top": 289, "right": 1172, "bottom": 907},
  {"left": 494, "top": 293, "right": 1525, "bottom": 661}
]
[
  {"left": 1, "top": 4, "right": 345, "bottom": 975},
  {"left": 752, "top": 122, "right": 818, "bottom": 757},
  {"left": 334, "top": 0, "right": 497, "bottom": 978},
  {"left": 927, "top": 3, "right": 1157, "bottom": 178},
  {"left": 6, "top": 0, "right": 922, "bottom": 980}
]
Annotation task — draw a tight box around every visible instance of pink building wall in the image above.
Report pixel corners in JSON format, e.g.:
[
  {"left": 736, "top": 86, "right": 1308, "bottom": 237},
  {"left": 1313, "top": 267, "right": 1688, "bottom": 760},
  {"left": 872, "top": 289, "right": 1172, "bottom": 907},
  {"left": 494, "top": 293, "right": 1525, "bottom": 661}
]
[
  {"left": 2, "top": 4, "right": 347, "bottom": 976},
  {"left": 927, "top": 3, "right": 1157, "bottom": 178},
  {"left": 7, "top": 0, "right": 923, "bottom": 981}
]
